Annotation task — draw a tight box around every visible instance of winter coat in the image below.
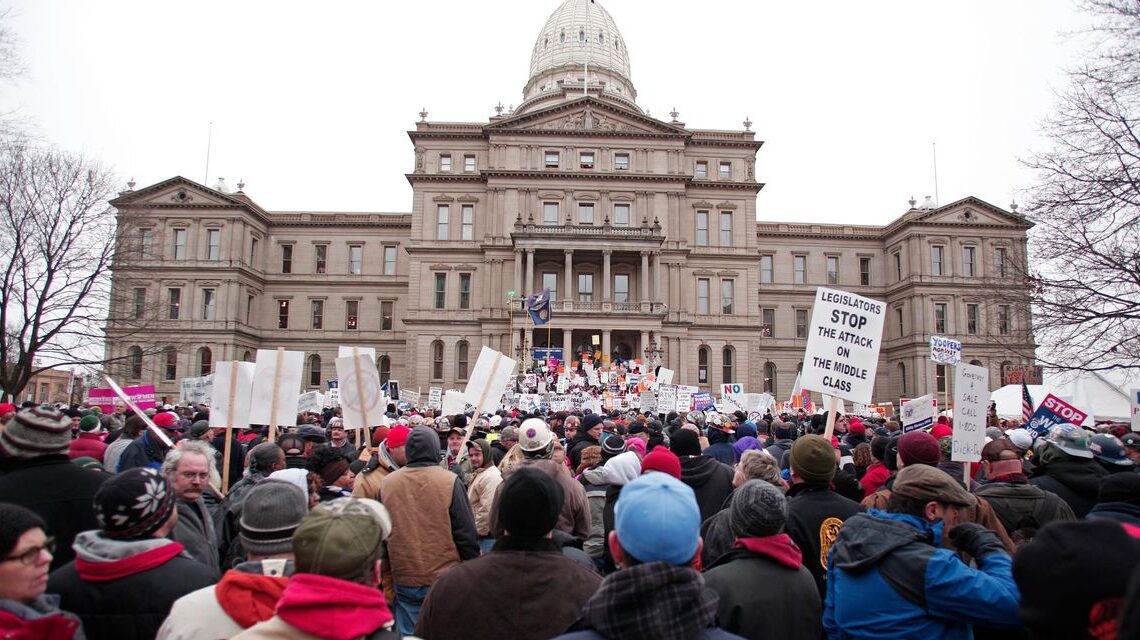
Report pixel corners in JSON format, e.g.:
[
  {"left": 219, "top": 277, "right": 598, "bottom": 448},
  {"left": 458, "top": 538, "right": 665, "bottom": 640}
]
[
  {"left": 69, "top": 432, "right": 107, "bottom": 463},
  {"left": 679, "top": 456, "right": 735, "bottom": 524},
  {"left": 1087, "top": 501, "right": 1140, "bottom": 526},
  {"left": 217, "top": 471, "right": 274, "bottom": 569},
  {"left": 101, "top": 437, "right": 133, "bottom": 474},
  {"left": 703, "top": 535, "right": 821, "bottom": 640},
  {"left": 172, "top": 497, "right": 220, "bottom": 577},
  {"left": 0, "top": 594, "right": 84, "bottom": 640},
  {"left": 351, "top": 442, "right": 400, "bottom": 500},
  {"left": 569, "top": 432, "right": 600, "bottom": 471},
  {"left": 492, "top": 458, "right": 592, "bottom": 541},
  {"left": 579, "top": 466, "right": 609, "bottom": 559},
  {"left": 824, "top": 510, "right": 1021, "bottom": 639},
  {"left": 415, "top": 536, "right": 602, "bottom": 640},
  {"left": 156, "top": 559, "right": 293, "bottom": 640},
  {"left": 973, "top": 478, "right": 1075, "bottom": 544},
  {"left": 1030, "top": 456, "right": 1108, "bottom": 518},
  {"left": 702, "top": 430, "right": 736, "bottom": 466},
  {"left": 765, "top": 439, "right": 794, "bottom": 470},
  {"left": 0, "top": 455, "right": 108, "bottom": 571},
  {"left": 600, "top": 452, "right": 641, "bottom": 573},
  {"left": 859, "top": 462, "right": 890, "bottom": 497},
  {"left": 468, "top": 463, "right": 503, "bottom": 537},
  {"left": 48, "top": 532, "right": 218, "bottom": 640},
  {"left": 698, "top": 493, "right": 736, "bottom": 568},
  {"left": 785, "top": 481, "right": 863, "bottom": 598},
  {"left": 116, "top": 431, "right": 169, "bottom": 472},
  {"left": 232, "top": 573, "right": 399, "bottom": 640}
]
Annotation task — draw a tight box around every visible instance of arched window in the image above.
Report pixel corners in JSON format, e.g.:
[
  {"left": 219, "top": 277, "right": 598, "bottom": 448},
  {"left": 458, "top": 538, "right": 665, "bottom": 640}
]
[
  {"left": 308, "top": 354, "right": 321, "bottom": 387},
  {"left": 378, "top": 355, "right": 391, "bottom": 384},
  {"left": 698, "top": 346, "right": 709, "bottom": 384},
  {"left": 722, "top": 346, "right": 735, "bottom": 384},
  {"left": 242, "top": 350, "right": 253, "bottom": 362},
  {"left": 198, "top": 347, "right": 212, "bottom": 376},
  {"left": 898, "top": 362, "right": 908, "bottom": 396},
  {"left": 164, "top": 346, "right": 178, "bottom": 381},
  {"left": 431, "top": 341, "right": 444, "bottom": 380},
  {"left": 764, "top": 362, "right": 777, "bottom": 393},
  {"left": 128, "top": 346, "right": 143, "bottom": 380},
  {"left": 456, "top": 341, "right": 469, "bottom": 380},
  {"left": 969, "top": 359, "right": 983, "bottom": 367}
]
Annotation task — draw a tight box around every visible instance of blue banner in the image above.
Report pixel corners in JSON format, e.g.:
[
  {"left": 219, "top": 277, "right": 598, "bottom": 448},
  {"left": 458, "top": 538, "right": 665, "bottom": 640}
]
[
  {"left": 527, "top": 288, "right": 552, "bottom": 325},
  {"left": 693, "top": 392, "right": 715, "bottom": 411}
]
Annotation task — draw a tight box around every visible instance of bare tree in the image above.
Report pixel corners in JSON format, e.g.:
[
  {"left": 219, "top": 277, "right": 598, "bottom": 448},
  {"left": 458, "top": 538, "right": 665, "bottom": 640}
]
[{"left": 1021, "top": 0, "right": 1140, "bottom": 373}]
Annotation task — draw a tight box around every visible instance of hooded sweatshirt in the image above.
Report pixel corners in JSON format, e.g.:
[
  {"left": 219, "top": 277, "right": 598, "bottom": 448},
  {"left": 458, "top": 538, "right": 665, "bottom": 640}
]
[
  {"left": 679, "top": 456, "right": 736, "bottom": 523},
  {"left": 702, "top": 429, "right": 736, "bottom": 466},
  {"left": 1030, "top": 447, "right": 1109, "bottom": 518},
  {"left": 156, "top": 559, "right": 293, "bottom": 640}
]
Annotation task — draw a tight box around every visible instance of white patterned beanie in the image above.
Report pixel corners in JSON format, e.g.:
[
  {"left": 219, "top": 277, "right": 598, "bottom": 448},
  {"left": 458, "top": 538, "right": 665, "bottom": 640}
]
[{"left": 93, "top": 467, "right": 176, "bottom": 540}]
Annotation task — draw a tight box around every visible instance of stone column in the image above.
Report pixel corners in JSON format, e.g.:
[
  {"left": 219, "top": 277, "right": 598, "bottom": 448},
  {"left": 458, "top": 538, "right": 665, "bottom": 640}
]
[
  {"left": 563, "top": 329, "right": 573, "bottom": 365},
  {"left": 603, "top": 250, "right": 612, "bottom": 301},
  {"left": 564, "top": 250, "right": 574, "bottom": 302},
  {"left": 640, "top": 252, "right": 650, "bottom": 302},
  {"left": 602, "top": 330, "right": 611, "bottom": 364},
  {"left": 652, "top": 252, "right": 661, "bottom": 302},
  {"left": 525, "top": 249, "right": 535, "bottom": 295},
  {"left": 513, "top": 249, "right": 522, "bottom": 297},
  {"left": 640, "top": 330, "right": 649, "bottom": 362}
]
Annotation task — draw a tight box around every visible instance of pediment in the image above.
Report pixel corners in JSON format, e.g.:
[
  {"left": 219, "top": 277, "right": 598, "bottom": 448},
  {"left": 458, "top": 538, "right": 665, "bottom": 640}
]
[
  {"left": 487, "top": 97, "right": 687, "bottom": 137},
  {"left": 912, "top": 197, "right": 1030, "bottom": 228},
  {"left": 111, "top": 176, "right": 251, "bottom": 211}
]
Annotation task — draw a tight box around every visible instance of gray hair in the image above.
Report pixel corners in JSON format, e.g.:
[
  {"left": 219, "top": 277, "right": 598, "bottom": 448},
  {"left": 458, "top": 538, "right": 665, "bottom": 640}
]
[{"left": 162, "top": 440, "right": 215, "bottom": 476}]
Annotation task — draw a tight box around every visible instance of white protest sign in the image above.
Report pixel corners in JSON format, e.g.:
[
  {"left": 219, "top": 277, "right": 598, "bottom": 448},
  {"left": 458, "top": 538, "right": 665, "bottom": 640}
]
[
  {"left": 657, "top": 368, "right": 675, "bottom": 385},
  {"left": 801, "top": 287, "right": 886, "bottom": 405},
  {"left": 676, "top": 388, "right": 693, "bottom": 413},
  {"left": 463, "top": 346, "right": 517, "bottom": 410},
  {"left": 952, "top": 363, "right": 989, "bottom": 462},
  {"left": 557, "top": 375, "right": 570, "bottom": 394},
  {"left": 104, "top": 375, "right": 175, "bottom": 446},
  {"left": 250, "top": 348, "right": 304, "bottom": 427},
  {"left": 744, "top": 393, "right": 775, "bottom": 414},
  {"left": 297, "top": 390, "right": 325, "bottom": 415},
  {"left": 442, "top": 390, "right": 467, "bottom": 416},
  {"left": 852, "top": 402, "right": 868, "bottom": 416},
  {"left": 399, "top": 389, "right": 421, "bottom": 405},
  {"left": 335, "top": 354, "right": 384, "bottom": 430},
  {"left": 338, "top": 346, "right": 377, "bottom": 362},
  {"left": 658, "top": 384, "right": 678, "bottom": 413},
  {"left": 640, "top": 391, "right": 658, "bottom": 413},
  {"left": 327, "top": 380, "right": 340, "bottom": 407},
  {"left": 901, "top": 393, "right": 936, "bottom": 433},
  {"left": 1132, "top": 389, "right": 1140, "bottom": 432},
  {"left": 180, "top": 375, "right": 213, "bottom": 405},
  {"left": 427, "top": 387, "right": 443, "bottom": 410},
  {"left": 821, "top": 394, "right": 848, "bottom": 416},
  {"left": 930, "top": 336, "right": 962, "bottom": 365},
  {"left": 208, "top": 362, "right": 256, "bottom": 430}
]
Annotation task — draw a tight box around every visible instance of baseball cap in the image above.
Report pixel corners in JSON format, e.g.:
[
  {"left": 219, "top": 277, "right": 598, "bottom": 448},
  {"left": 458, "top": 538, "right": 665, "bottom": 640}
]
[
  {"left": 152, "top": 412, "right": 179, "bottom": 429},
  {"left": 1046, "top": 424, "right": 1094, "bottom": 459},
  {"left": 892, "top": 464, "right": 976, "bottom": 508},
  {"left": 614, "top": 473, "right": 701, "bottom": 565},
  {"left": 386, "top": 425, "right": 410, "bottom": 448},
  {"left": 1007, "top": 428, "right": 1033, "bottom": 451},
  {"left": 297, "top": 425, "right": 328, "bottom": 443},
  {"left": 1120, "top": 432, "right": 1140, "bottom": 450},
  {"left": 293, "top": 497, "right": 392, "bottom": 582},
  {"left": 517, "top": 418, "right": 553, "bottom": 452}
]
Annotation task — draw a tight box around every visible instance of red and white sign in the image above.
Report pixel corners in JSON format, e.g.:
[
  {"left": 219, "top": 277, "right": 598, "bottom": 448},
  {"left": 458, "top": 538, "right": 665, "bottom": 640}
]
[
  {"left": 87, "top": 385, "right": 155, "bottom": 413},
  {"left": 1040, "top": 393, "right": 1087, "bottom": 426}
]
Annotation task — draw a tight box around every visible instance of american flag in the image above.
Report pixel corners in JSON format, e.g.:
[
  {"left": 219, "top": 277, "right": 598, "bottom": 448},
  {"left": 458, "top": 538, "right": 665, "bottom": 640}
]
[{"left": 1021, "top": 381, "right": 1034, "bottom": 422}]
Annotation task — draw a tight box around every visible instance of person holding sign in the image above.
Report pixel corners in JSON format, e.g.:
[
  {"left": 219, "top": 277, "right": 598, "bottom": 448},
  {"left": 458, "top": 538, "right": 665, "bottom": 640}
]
[{"left": 1028, "top": 425, "right": 1108, "bottom": 518}]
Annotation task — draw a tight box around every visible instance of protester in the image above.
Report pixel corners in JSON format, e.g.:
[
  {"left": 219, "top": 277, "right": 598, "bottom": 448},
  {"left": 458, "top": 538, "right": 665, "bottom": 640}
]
[
  {"left": 69, "top": 414, "right": 108, "bottom": 463},
  {"left": 233, "top": 497, "right": 399, "bottom": 639},
  {"left": 353, "top": 424, "right": 408, "bottom": 499},
  {"left": 218, "top": 443, "right": 286, "bottom": 566},
  {"left": 1086, "top": 473, "right": 1140, "bottom": 525},
  {"left": 416, "top": 467, "right": 602, "bottom": 640},
  {"left": 1089, "top": 433, "right": 1136, "bottom": 474},
  {"left": 973, "top": 438, "right": 1074, "bottom": 548},
  {"left": 569, "top": 413, "right": 603, "bottom": 470},
  {"left": 766, "top": 421, "right": 795, "bottom": 469},
  {"left": 701, "top": 449, "right": 786, "bottom": 566},
  {"left": 278, "top": 433, "right": 308, "bottom": 469},
  {"left": 117, "top": 412, "right": 178, "bottom": 472},
  {"left": 0, "top": 405, "right": 108, "bottom": 571},
  {"left": 48, "top": 468, "right": 218, "bottom": 640},
  {"left": 305, "top": 446, "right": 355, "bottom": 502},
  {"left": 326, "top": 418, "right": 357, "bottom": 459},
  {"left": 465, "top": 438, "right": 503, "bottom": 554},
  {"left": 670, "top": 429, "right": 734, "bottom": 523},
  {"left": 859, "top": 435, "right": 891, "bottom": 497},
  {"left": 1030, "top": 425, "right": 1108, "bottom": 517},
  {"left": 162, "top": 441, "right": 220, "bottom": 576},
  {"left": 490, "top": 425, "right": 517, "bottom": 465},
  {"left": 702, "top": 423, "right": 736, "bottom": 465},
  {"left": 703, "top": 481, "right": 820, "bottom": 640},
  {"left": 158, "top": 480, "right": 308, "bottom": 639},
  {"left": 0, "top": 503, "right": 83, "bottom": 638}
]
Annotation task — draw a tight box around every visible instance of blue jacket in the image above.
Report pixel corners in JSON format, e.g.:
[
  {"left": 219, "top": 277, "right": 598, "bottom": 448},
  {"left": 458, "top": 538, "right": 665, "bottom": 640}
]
[{"left": 824, "top": 510, "right": 1019, "bottom": 640}]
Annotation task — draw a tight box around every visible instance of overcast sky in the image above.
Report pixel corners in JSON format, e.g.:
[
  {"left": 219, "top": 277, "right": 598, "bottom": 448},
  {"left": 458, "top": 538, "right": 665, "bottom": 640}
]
[{"left": 2, "top": 0, "right": 1088, "bottom": 225}]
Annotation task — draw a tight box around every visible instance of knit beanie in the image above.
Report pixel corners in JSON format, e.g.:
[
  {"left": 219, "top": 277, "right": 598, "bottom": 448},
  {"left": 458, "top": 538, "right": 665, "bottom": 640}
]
[
  {"left": 730, "top": 480, "right": 788, "bottom": 538},
  {"left": 898, "top": 431, "right": 941, "bottom": 467},
  {"left": 499, "top": 466, "right": 564, "bottom": 538},
  {"left": 240, "top": 481, "right": 307, "bottom": 556},
  {"left": 78, "top": 415, "right": 101, "bottom": 432},
  {"left": 790, "top": 435, "right": 836, "bottom": 483},
  {"left": 581, "top": 413, "right": 603, "bottom": 432},
  {"left": 0, "top": 406, "right": 72, "bottom": 458},
  {"left": 600, "top": 433, "right": 626, "bottom": 458},
  {"left": 641, "top": 447, "right": 682, "bottom": 479},
  {"left": 94, "top": 468, "right": 176, "bottom": 540},
  {"left": 669, "top": 429, "right": 702, "bottom": 457}
]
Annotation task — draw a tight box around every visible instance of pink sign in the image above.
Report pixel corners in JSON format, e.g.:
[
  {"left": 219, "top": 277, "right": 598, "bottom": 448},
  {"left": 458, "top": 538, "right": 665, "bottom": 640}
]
[{"left": 87, "top": 385, "right": 156, "bottom": 413}]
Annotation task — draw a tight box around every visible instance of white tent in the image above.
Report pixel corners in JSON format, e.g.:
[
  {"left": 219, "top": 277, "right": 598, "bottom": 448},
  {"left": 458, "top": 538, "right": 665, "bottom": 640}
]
[{"left": 990, "top": 369, "right": 1139, "bottom": 425}]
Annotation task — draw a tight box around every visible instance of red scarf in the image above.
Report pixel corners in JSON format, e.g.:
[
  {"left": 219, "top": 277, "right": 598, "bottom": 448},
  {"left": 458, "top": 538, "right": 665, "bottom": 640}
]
[
  {"left": 733, "top": 533, "right": 803, "bottom": 569},
  {"left": 275, "top": 573, "right": 394, "bottom": 640},
  {"left": 75, "top": 541, "right": 185, "bottom": 582},
  {"left": 216, "top": 571, "right": 288, "bottom": 629}
]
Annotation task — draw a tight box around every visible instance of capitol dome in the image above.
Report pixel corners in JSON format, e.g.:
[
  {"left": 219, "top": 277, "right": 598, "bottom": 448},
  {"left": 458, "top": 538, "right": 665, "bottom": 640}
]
[{"left": 521, "top": 0, "right": 638, "bottom": 111}]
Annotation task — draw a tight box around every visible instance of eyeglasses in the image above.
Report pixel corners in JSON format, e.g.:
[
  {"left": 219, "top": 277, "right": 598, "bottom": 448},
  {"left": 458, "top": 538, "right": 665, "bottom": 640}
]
[
  {"left": 178, "top": 471, "right": 211, "bottom": 481},
  {"left": 2, "top": 537, "right": 54, "bottom": 565}
]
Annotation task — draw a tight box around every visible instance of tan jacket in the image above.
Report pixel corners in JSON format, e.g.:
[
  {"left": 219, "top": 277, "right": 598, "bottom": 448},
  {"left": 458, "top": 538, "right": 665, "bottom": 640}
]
[
  {"left": 379, "top": 466, "right": 463, "bottom": 586},
  {"left": 467, "top": 466, "right": 503, "bottom": 537},
  {"left": 352, "top": 447, "right": 398, "bottom": 500}
]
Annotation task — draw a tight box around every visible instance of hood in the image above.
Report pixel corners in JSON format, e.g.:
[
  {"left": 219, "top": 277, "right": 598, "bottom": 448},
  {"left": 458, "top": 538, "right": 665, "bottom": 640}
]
[
  {"left": 216, "top": 568, "right": 289, "bottom": 629},
  {"left": 582, "top": 562, "right": 718, "bottom": 640},
  {"left": 405, "top": 426, "right": 442, "bottom": 466},
  {"left": 72, "top": 530, "right": 186, "bottom": 582},
  {"left": 0, "top": 595, "right": 81, "bottom": 638},
  {"left": 709, "top": 533, "right": 803, "bottom": 570},
  {"left": 471, "top": 439, "right": 493, "bottom": 469},
  {"left": 602, "top": 451, "right": 642, "bottom": 486},
  {"left": 830, "top": 510, "right": 942, "bottom": 572},
  {"left": 680, "top": 455, "right": 725, "bottom": 487},
  {"left": 707, "top": 428, "right": 730, "bottom": 445},
  {"left": 274, "top": 573, "right": 394, "bottom": 640}
]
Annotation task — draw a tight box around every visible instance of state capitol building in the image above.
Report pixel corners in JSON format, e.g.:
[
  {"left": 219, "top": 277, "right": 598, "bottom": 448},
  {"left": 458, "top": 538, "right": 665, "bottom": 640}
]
[{"left": 104, "top": 0, "right": 1037, "bottom": 405}]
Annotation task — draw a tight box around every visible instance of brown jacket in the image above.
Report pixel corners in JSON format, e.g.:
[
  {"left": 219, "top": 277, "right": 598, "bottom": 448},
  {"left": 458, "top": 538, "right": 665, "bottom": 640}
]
[
  {"left": 490, "top": 458, "right": 593, "bottom": 541},
  {"left": 862, "top": 482, "right": 1017, "bottom": 555},
  {"left": 351, "top": 444, "right": 399, "bottom": 500}
]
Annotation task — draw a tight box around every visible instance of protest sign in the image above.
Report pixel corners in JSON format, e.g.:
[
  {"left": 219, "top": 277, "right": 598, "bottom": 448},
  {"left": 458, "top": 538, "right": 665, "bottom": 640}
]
[
  {"left": 640, "top": 391, "right": 658, "bottom": 413},
  {"left": 336, "top": 353, "right": 384, "bottom": 431},
  {"left": 852, "top": 402, "right": 868, "bottom": 416},
  {"left": 338, "top": 346, "right": 376, "bottom": 362},
  {"left": 693, "top": 392, "right": 715, "bottom": 411},
  {"left": 88, "top": 384, "right": 156, "bottom": 414},
  {"left": 209, "top": 362, "right": 256, "bottom": 430},
  {"left": 821, "top": 394, "right": 848, "bottom": 416},
  {"left": 744, "top": 393, "right": 775, "bottom": 414},
  {"left": 658, "top": 385, "right": 678, "bottom": 413},
  {"left": 900, "top": 393, "right": 936, "bottom": 433},
  {"left": 951, "top": 363, "right": 989, "bottom": 463},
  {"left": 398, "top": 389, "right": 421, "bottom": 405},
  {"left": 1026, "top": 393, "right": 1088, "bottom": 438},
  {"left": 657, "top": 368, "right": 675, "bottom": 385},
  {"left": 1132, "top": 389, "right": 1140, "bottom": 432},
  {"left": 180, "top": 375, "right": 213, "bottom": 405},
  {"left": 102, "top": 376, "right": 173, "bottom": 448},
  {"left": 297, "top": 390, "right": 325, "bottom": 415},
  {"left": 463, "top": 346, "right": 517, "bottom": 411},
  {"left": 442, "top": 390, "right": 467, "bottom": 416},
  {"left": 326, "top": 379, "right": 340, "bottom": 406},
  {"left": 930, "top": 336, "right": 962, "bottom": 365},
  {"left": 250, "top": 348, "right": 304, "bottom": 428},
  {"left": 800, "top": 287, "right": 886, "bottom": 405},
  {"left": 427, "top": 387, "right": 443, "bottom": 410}
]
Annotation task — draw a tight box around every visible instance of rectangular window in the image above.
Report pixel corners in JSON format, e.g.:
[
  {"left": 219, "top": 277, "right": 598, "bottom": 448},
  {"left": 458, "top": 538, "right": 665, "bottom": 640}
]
[
  {"left": 931, "top": 245, "right": 944, "bottom": 276},
  {"left": 165, "top": 350, "right": 177, "bottom": 381},
  {"left": 860, "top": 257, "right": 872, "bottom": 286},
  {"left": 614, "top": 153, "right": 630, "bottom": 171},
  {"left": 437, "top": 205, "right": 449, "bottom": 240},
  {"left": 614, "top": 274, "right": 630, "bottom": 303},
  {"left": 250, "top": 238, "right": 258, "bottom": 265},
  {"left": 461, "top": 205, "right": 474, "bottom": 241},
  {"left": 695, "top": 161, "right": 708, "bottom": 178},
  {"left": 349, "top": 245, "right": 362, "bottom": 274},
  {"left": 719, "top": 162, "right": 731, "bottom": 179},
  {"left": 278, "top": 300, "right": 290, "bottom": 329},
  {"left": 697, "top": 278, "right": 709, "bottom": 314},
  {"left": 696, "top": 211, "right": 709, "bottom": 246},
  {"left": 963, "top": 246, "right": 976, "bottom": 277},
  {"left": 173, "top": 229, "right": 186, "bottom": 260},
  {"left": 542, "top": 272, "right": 558, "bottom": 300},
  {"left": 543, "top": 202, "right": 559, "bottom": 224},
  {"left": 281, "top": 245, "right": 293, "bottom": 273},
  {"left": 139, "top": 229, "right": 153, "bottom": 256},
  {"left": 168, "top": 288, "right": 181, "bottom": 320},
  {"left": 383, "top": 246, "right": 397, "bottom": 275},
  {"left": 205, "top": 229, "right": 220, "bottom": 261},
  {"left": 459, "top": 273, "right": 472, "bottom": 309},
  {"left": 434, "top": 273, "right": 446, "bottom": 309},
  {"left": 439, "top": 154, "right": 451, "bottom": 172},
  {"left": 894, "top": 252, "right": 902, "bottom": 281},
  {"left": 936, "top": 365, "right": 947, "bottom": 393},
  {"left": 381, "top": 301, "right": 394, "bottom": 331},
  {"left": 613, "top": 203, "right": 630, "bottom": 226},
  {"left": 760, "top": 255, "right": 773, "bottom": 284},
  {"left": 796, "top": 309, "right": 808, "bottom": 338},
  {"left": 967, "top": 303, "right": 979, "bottom": 335},
  {"left": 578, "top": 203, "right": 594, "bottom": 224},
  {"left": 995, "top": 247, "right": 1007, "bottom": 277},
  {"left": 246, "top": 295, "right": 253, "bottom": 325},
  {"left": 934, "top": 302, "right": 947, "bottom": 334},
  {"left": 311, "top": 300, "right": 324, "bottom": 329},
  {"left": 827, "top": 256, "right": 840, "bottom": 285},
  {"left": 719, "top": 212, "right": 733, "bottom": 246},
  {"left": 998, "top": 305, "right": 1010, "bottom": 335},
  {"left": 722, "top": 280, "right": 735, "bottom": 315},
  {"left": 545, "top": 151, "right": 560, "bottom": 168},
  {"left": 463, "top": 155, "right": 476, "bottom": 172},
  {"left": 133, "top": 288, "right": 146, "bottom": 320},
  {"left": 577, "top": 273, "right": 593, "bottom": 302},
  {"left": 202, "top": 289, "right": 215, "bottom": 320},
  {"left": 794, "top": 255, "right": 806, "bottom": 284},
  {"left": 579, "top": 152, "right": 594, "bottom": 169},
  {"left": 896, "top": 307, "right": 905, "bottom": 337},
  {"left": 345, "top": 300, "right": 359, "bottom": 330},
  {"left": 314, "top": 244, "right": 327, "bottom": 274},
  {"left": 762, "top": 308, "right": 775, "bottom": 337}
]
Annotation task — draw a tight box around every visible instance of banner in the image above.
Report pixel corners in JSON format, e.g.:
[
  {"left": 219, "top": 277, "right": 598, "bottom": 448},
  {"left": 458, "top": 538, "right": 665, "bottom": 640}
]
[
  {"left": 527, "top": 288, "right": 552, "bottom": 325},
  {"left": 180, "top": 375, "right": 213, "bottom": 405},
  {"left": 1026, "top": 393, "right": 1088, "bottom": 438},
  {"left": 952, "top": 363, "right": 989, "bottom": 462},
  {"left": 693, "top": 391, "right": 715, "bottom": 411},
  {"left": 87, "top": 385, "right": 156, "bottom": 414},
  {"left": 930, "top": 336, "right": 962, "bottom": 365},
  {"left": 901, "top": 393, "right": 936, "bottom": 433},
  {"left": 800, "top": 287, "right": 886, "bottom": 405}
]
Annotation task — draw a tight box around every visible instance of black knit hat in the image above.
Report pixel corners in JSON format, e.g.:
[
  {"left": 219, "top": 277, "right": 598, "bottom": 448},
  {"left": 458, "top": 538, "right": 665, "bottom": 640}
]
[
  {"left": 669, "top": 429, "right": 702, "bottom": 457},
  {"left": 499, "top": 466, "right": 563, "bottom": 538},
  {"left": 94, "top": 467, "right": 177, "bottom": 540},
  {"left": 0, "top": 503, "right": 46, "bottom": 557},
  {"left": 0, "top": 405, "right": 72, "bottom": 458}
]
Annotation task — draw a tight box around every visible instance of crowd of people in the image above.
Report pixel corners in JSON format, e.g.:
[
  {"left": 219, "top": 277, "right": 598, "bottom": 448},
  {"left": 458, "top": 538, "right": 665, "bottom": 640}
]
[{"left": 0, "top": 396, "right": 1139, "bottom": 639}]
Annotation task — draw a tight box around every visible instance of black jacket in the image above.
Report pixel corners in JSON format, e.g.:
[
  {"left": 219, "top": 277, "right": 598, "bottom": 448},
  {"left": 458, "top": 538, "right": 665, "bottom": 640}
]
[
  {"left": 0, "top": 455, "right": 107, "bottom": 571},
  {"left": 703, "top": 543, "right": 822, "bottom": 640},
  {"left": 679, "top": 456, "right": 735, "bottom": 524},
  {"left": 568, "top": 433, "right": 599, "bottom": 471},
  {"left": 116, "top": 431, "right": 168, "bottom": 472},
  {"left": 1030, "top": 457, "right": 1108, "bottom": 518},
  {"left": 784, "top": 481, "right": 863, "bottom": 598}
]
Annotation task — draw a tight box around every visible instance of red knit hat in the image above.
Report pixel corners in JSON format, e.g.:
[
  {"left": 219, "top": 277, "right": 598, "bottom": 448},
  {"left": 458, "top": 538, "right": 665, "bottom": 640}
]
[
  {"left": 898, "top": 431, "right": 941, "bottom": 467},
  {"left": 386, "top": 425, "right": 410, "bottom": 448},
  {"left": 640, "top": 447, "right": 682, "bottom": 480},
  {"left": 930, "top": 423, "right": 953, "bottom": 440},
  {"left": 848, "top": 418, "right": 866, "bottom": 435}
]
